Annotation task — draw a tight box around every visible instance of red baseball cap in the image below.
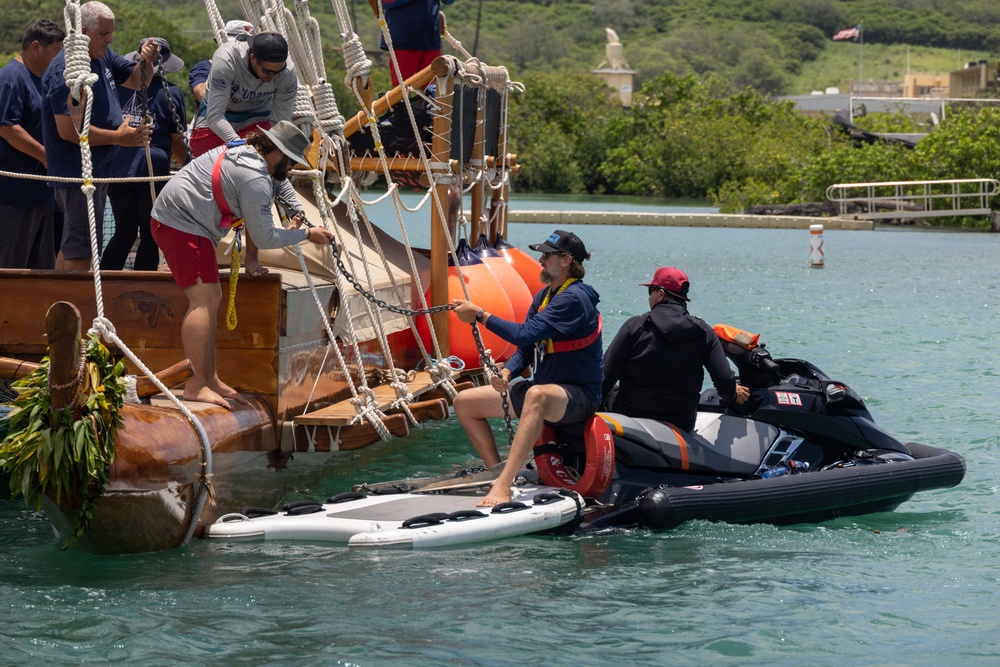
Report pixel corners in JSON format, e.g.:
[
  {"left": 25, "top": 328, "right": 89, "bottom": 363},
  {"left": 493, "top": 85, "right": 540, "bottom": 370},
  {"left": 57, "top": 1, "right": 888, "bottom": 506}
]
[{"left": 641, "top": 266, "right": 690, "bottom": 301}]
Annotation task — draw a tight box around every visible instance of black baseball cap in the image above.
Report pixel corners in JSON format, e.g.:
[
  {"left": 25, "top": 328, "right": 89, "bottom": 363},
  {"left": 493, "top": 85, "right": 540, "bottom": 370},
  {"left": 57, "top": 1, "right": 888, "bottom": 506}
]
[
  {"left": 529, "top": 229, "right": 590, "bottom": 263},
  {"left": 250, "top": 32, "right": 288, "bottom": 62}
]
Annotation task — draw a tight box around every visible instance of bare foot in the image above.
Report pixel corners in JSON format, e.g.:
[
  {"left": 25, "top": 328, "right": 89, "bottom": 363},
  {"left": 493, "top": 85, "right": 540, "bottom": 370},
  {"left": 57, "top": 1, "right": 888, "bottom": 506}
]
[
  {"left": 475, "top": 485, "right": 511, "bottom": 507},
  {"left": 246, "top": 259, "right": 269, "bottom": 278},
  {"left": 182, "top": 386, "right": 234, "bottom": 410},
  {"left": 211, "top": 380, "right": 249, "bottom": 405}
]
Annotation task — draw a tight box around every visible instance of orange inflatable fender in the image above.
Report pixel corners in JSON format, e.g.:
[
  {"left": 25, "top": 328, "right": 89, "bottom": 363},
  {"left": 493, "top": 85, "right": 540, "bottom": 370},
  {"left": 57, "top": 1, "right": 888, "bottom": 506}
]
[
  {"left": 713, "top": 323, "right": 760, "bottom": 350},
  {"left": 533, "top": 415, "right": 615, "bottom": 498}
]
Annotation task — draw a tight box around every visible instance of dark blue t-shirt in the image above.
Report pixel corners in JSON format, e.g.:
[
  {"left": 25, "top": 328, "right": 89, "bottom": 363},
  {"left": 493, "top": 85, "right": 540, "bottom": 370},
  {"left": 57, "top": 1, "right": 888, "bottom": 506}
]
[
  {"left": 380, "top": 0, "right": 455, "bottom": 51},
  {"left": 41, "top": 48, "right": 136, "bottom": 183},
  {"left": 188, "top": 60, "right": 211, "bottom": 92},
  {"left": 110, "top": 78, "right": 187, "bottom": 178},
  {"left": 0, "top": 59, "right": 53, "bottom": 207}
]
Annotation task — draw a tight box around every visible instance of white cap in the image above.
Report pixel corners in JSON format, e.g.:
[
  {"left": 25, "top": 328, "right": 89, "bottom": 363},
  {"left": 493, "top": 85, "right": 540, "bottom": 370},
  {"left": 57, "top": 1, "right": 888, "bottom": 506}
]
[{"left": 224, "top": 20, "right": 254, "bottom": 38}]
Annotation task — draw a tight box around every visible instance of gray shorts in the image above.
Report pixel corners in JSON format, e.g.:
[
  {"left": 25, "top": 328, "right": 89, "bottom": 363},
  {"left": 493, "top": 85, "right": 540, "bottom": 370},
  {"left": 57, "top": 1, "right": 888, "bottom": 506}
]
[
  {"left": 0, "top": 204, "right": 55, "bottom": 269},
  {"left": 55, "top": 185, "right": 107, "bottom": 260},
  {"left": 507, "top": 380, "right": 598, "bottom": 426}
]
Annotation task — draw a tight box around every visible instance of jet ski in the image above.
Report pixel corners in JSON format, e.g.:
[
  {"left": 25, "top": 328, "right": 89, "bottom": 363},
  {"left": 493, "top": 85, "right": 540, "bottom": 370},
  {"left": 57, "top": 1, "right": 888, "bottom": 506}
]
[
  {"left": 206, "top": 325, "right": 966, "bottom": 546},
  {"left": 533, "top": 324, "right": 966, "bottom": 533}
]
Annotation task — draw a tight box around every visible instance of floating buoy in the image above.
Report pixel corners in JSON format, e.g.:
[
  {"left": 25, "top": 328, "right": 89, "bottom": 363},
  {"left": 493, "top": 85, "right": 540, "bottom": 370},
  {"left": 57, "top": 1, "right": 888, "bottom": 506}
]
[
  {"left": 493, "top": 232, "right": 546, "bottom": 295},
  {"left": 415, "top": 238, "right": 514, "bottom": 367},
  {"left": 810, "top": 224, "right": 824, "bottom": 268},
  {"left": 471, "top": 234, "right": 533, "bottom": 323}
]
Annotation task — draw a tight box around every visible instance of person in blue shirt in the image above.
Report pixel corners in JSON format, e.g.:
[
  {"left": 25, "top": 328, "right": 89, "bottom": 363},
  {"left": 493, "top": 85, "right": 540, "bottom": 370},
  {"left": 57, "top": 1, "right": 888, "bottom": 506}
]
[
  {"left": 452, "top": 229, "right": 602, "bottom": 507},
  {"left": 101, "top": 37, "right": 188, "bottom": 271},
  {"left": 40, "top": 1, "right": 157, "bottom": 271},
  {"left": 0, "top": 19, "right": 65, "bottom": 269},
  {"left": 380, "top": 0, "right": 455, "bottom": 87}
]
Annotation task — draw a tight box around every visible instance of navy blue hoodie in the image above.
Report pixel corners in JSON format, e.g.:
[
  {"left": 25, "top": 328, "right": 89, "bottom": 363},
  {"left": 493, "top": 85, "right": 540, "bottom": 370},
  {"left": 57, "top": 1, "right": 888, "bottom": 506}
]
[{"left": 485, "top": 280, "right": 603, "bottom": 405}]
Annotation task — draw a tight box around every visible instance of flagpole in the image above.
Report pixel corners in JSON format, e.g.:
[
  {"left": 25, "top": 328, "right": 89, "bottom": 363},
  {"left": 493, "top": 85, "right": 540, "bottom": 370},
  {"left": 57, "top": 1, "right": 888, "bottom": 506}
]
[{"left": 858, "top": 22, "right": 864, "bottom": 96}]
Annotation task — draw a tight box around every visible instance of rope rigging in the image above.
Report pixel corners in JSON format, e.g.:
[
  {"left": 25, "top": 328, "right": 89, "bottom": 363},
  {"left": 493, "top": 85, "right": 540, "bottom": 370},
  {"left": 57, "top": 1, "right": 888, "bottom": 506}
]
[{"left": 23, "top": 0, "right": 524, "bottom": 536}]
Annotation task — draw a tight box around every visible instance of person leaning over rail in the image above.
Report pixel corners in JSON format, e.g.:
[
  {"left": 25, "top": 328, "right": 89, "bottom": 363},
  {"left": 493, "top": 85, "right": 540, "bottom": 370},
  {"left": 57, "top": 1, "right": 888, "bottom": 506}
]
[
  {"left": 101, "top": 37, "right": 187, "bottom": 272},
  {"left": 188, "top": 31, "right": 295, "bottom": 159},
  {"left": 602, "top": 266, "right": 749, "bottom": 431},
  {"left": 149, "top": 121, "right": 334, "bottom": 410},
  {"left": 451, "top": 229, "right": 602, "bottom": 507},
  {"left": 40, "top": 1, "right": 156, "bottom": 271},
  {"left": 0, "top": 18, "right": 64, "bottom": 269}
]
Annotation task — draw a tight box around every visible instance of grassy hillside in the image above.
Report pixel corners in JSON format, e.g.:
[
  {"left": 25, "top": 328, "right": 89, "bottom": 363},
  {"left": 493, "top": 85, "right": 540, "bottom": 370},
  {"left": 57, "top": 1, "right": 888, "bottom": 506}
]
[
  {"left": 791, "top": 41, "right": 993, "bottom": 94},
  {"left": 2, "top": 0, "right": 997, "bottom": 101}
]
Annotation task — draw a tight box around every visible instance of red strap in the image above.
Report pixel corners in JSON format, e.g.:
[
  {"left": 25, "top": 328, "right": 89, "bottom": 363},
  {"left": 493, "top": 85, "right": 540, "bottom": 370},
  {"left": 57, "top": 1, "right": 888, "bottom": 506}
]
[
  {"left": 551, "top": 314, "right": 602, "bottom": 353},
  {"left": 212, "top": 148, "right": 234, "bottom": 230}
]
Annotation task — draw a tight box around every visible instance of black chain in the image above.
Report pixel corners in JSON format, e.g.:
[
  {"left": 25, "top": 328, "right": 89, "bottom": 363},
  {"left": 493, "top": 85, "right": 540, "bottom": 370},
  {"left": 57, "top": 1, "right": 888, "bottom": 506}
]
[
  {"left": 312, "top": 229, "right": 513, "bottom": 442},
  {"left": 470, "top": 322, "right": 515, "bottom": 445},
  {"left": 325, "top": 236, "right": 457, "bottom": 317}
]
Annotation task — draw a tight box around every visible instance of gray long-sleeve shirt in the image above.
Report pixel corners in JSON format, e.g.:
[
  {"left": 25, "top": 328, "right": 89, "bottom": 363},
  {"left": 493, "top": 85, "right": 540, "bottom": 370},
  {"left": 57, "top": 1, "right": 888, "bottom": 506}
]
[
  {"left": 190, "top": 40, "right": 297, "bottom": 143},
  {"left": 150, "top": 143, "right": 308, "bottom": 249}
]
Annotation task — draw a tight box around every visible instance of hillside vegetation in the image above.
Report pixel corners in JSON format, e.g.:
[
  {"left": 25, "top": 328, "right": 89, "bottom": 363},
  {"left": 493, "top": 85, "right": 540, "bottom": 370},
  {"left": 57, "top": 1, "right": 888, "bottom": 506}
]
[
  {"left": 3, "top": 1, "right": 999, "bottom": 223},
  {"left": 4, "top": 0, "right": 998, "bottom": 98}
]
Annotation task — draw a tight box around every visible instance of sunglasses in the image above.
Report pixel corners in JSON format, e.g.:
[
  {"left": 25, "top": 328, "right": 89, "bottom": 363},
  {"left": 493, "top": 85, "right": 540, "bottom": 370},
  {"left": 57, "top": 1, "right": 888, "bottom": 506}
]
[
  {"left": 255, "top": 58, "right": 287, "bottom": 76},
  {"left": 541, "top": 252, "right": 568, "bottom": 261},
  {"left": 648, "top": 286, "right": 663, "bottom": 295}
]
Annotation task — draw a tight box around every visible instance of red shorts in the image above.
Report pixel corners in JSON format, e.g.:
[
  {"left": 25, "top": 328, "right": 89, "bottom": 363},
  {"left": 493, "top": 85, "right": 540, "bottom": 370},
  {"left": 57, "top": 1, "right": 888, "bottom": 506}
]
[
  {"left": 189, "top": 121, "right": 271, "bottom": 157},
  {"left": 391, "top": 49, "right": 441, "bottom": 86},
  {"left": 150, "top": 219, "right": 221, "bottom": 290}
]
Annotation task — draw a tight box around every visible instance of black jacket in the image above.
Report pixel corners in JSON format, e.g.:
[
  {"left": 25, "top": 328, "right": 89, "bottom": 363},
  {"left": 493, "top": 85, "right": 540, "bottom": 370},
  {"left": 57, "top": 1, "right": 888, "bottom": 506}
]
[{"left": 602, "top": 300, "right": 737, "bottom": 430}]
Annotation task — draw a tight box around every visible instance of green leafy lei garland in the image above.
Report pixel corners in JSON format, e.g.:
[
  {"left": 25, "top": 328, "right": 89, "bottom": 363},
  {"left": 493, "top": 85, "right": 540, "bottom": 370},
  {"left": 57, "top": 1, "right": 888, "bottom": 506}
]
[{"left": 0, "top": 335, "right": 127, "bottom": 548}]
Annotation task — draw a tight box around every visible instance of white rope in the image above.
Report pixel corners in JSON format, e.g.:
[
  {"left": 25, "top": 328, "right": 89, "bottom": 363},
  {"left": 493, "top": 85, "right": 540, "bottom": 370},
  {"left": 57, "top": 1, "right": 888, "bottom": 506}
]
[
  {"left": 62, "top": 0, "right": 213, "bottom": 548},
  {"left": 0, "top": 169, "right": 172, "bottom": 183}
]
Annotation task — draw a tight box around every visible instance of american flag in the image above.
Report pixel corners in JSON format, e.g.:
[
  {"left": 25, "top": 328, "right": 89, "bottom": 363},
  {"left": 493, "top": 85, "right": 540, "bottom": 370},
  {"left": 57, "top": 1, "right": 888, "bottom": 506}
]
[{"left": 833, "top": 25, "right": 861, "bottom": 41}]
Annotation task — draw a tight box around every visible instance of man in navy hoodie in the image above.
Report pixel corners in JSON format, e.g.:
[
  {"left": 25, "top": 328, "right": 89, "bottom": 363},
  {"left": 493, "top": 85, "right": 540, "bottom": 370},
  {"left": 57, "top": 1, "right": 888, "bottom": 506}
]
[{"left": 453, "top": 230, "right": 602, "bottom": 507}]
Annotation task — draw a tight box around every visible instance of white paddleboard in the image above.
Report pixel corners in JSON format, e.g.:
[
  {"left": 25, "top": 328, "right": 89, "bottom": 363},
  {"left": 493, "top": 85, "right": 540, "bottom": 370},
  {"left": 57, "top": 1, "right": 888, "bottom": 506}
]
[{"left": 205, "top": 485, "right": 584, "bottom": 548}]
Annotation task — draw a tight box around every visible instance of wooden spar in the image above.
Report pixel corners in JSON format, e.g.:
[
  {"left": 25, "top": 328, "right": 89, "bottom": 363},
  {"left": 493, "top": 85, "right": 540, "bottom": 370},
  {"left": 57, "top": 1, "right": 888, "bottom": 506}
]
[
  {"left": 0, "top": 356, "right": 193, "bottom": 400},
  {"left": 349, "top": 154, "right": 519, "bottom": 173},
  {"left": 0, "top": 357, "right": 40, "bottom": 381},
  {"left": 429, "top": 56, "right": 456, "bottom": 353},
  {"left": 45, "top": 302, "right": 82, "bottom": 411},
  {"left": 295, "top": 370, "right": 443, "bottom": 426},
  {"left": 342, "top": 67, "right": 437, "bottom": 140},
  {"left": 468, "top": 82, "right": 487, "bottom": 242}
]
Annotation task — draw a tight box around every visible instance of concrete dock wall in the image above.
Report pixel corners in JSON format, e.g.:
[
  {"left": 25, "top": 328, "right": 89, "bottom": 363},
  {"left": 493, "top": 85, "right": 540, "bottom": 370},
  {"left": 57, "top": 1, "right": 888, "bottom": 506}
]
[{"left": 506, "top": 211, "right": 873, "bottom": 231}]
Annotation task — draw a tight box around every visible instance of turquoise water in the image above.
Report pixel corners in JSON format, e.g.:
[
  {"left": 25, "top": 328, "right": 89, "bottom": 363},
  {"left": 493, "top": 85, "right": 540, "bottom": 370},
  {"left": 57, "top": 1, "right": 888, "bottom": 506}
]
[{"left": 3, "top": 218, "right": 999, "bottom": 665}]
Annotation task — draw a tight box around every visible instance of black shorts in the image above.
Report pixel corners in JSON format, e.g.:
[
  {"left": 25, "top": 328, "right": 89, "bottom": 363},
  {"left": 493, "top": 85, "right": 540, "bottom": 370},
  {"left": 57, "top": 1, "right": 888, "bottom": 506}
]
[{"left": 507, "top": 380, "right": 598, "bottom": 426}]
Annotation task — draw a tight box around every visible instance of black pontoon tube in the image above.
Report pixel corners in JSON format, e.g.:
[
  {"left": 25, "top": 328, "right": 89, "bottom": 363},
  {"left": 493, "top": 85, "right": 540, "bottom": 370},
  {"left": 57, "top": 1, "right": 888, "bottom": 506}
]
[{"left": 637, "top": 443, "right": 966, "bottom": 530}]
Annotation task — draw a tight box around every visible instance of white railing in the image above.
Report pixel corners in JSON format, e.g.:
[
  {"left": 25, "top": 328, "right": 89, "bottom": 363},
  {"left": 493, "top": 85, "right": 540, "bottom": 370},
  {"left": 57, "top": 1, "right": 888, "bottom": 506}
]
[{"left": 826, "top": 178, "right": 1000, "bottom": 220}]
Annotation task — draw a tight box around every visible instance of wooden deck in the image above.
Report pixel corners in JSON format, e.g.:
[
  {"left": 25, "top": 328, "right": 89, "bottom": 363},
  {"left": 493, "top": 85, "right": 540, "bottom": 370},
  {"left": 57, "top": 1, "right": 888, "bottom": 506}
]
[{"left": 295, "top": 370, "right": 451, "bottom": 426}]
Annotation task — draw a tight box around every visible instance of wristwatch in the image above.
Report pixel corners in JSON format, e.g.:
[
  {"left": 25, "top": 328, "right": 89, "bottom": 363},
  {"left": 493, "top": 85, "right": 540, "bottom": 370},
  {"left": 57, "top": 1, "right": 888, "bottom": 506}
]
[{"left": 475, "top": 310, "right": 486, "bottom": 323}]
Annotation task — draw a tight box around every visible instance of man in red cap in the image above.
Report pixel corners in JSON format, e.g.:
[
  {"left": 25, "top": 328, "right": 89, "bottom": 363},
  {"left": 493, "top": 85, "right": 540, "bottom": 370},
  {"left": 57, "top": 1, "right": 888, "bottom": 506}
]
[
  {"left": 602, "top": 266, "right": 748, "bottom": 430},
  {"left": 452, "top": 229, "right": 602, "bottom": 507}
]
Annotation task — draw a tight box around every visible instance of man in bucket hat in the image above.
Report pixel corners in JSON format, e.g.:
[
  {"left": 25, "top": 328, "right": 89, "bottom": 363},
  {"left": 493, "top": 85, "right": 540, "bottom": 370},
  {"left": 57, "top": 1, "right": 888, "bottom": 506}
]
[
  {"left": 150, "top": 121, "right": 334, "bottom": 409},
  {"left": 602, "top": 266, "right": 748, "bottom": 431},
  {"left": 452, "top": 229, "right": 603, "bottom": 507}
]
